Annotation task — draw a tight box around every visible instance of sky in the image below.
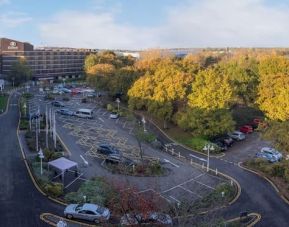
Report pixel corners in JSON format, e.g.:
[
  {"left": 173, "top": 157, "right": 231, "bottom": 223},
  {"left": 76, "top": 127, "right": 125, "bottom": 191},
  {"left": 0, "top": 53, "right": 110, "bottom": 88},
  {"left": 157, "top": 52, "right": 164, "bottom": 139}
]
[{"left": 1, "top": 0, "right": 289, "bottom": 49}]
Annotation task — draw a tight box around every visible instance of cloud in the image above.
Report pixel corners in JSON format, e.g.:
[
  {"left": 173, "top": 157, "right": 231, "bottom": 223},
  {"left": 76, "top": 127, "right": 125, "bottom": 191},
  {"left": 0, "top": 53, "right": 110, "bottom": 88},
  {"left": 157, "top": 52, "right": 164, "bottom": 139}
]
[
  {"left": 0, "top": 12, "right": 32, "bottom": 28},
  {"left": 39, "top": 11, "right": 158, "bottom": 49},
  {"left": 39, "top": 0, "right": 289, "bottom": 49}
]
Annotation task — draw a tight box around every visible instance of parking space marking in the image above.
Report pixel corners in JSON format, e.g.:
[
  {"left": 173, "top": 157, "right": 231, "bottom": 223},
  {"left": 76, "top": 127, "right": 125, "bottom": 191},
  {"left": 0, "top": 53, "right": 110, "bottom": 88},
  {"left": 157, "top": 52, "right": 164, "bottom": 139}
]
[
  {"left": 178, "top": 186, "right": 203, "bottom": 198},
  {"left": 98, "top": 117, "right": 104, "bottom": 123},
  {"left": 169, "top": 196, "right": 181, "bottom": 204}
]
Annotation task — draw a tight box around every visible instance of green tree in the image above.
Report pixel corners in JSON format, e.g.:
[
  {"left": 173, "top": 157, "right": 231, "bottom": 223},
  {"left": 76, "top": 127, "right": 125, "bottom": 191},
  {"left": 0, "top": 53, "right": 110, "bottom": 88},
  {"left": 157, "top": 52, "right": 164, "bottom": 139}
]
[
  {"left": 8, "top": 58, "right": 32, "bottom": 86},
  {"left": 175, "top": 108, "right": 235, "bottom": 137}
]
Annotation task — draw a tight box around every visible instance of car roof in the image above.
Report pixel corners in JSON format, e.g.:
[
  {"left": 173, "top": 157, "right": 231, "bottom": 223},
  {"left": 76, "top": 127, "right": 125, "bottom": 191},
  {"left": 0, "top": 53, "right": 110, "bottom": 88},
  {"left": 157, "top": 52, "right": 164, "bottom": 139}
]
[{"left": 82, "top": 203, "right": 98, "bottom": 211}]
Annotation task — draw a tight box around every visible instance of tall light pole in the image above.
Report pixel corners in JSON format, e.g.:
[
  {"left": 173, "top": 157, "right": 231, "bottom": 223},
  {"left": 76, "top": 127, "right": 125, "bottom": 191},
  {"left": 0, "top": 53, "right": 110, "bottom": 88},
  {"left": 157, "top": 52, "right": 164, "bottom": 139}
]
[
  {"left": 38, "top": 148, "right": 44, "bottom": 175},
  {"left": 141, "top": 116, "right": 147, "bottom": 132},
  {"left": 116, "top": 98, "right": 120, "bottom": 112},
  {"left": 203, "top": 144, "right": 215, "bottom": 172},
  {"left": 35, "top": 116, "right": 39, "bottom": 152},
  {"left": 53, "top": 109, "right": 56, "bottom": 149},
  {"left": 45, "top": 105, "right": 48, "bottom": 149}
]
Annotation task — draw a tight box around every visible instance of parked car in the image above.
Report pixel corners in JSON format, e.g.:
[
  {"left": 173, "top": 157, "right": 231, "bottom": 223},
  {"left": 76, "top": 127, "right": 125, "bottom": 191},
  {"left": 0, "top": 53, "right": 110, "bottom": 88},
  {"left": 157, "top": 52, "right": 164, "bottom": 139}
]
[
  {"left": 211, "top": 135, "right": 234, "bottom": 147},
  {"left": 213, "top": 141, "right": 228, "bottom": 151},
  {"left": 227, "top": 131, "right": 246, "bottom": 141},
  {"left": 97, "top": 144, "right": 122, "bottom": 162},
  {"left": 56, "top": 108, "right": 74, "bottom": 116},
  {"left": 64, "top": 203, "right": 110, "bottom": 223},
  {"left": 256, "top": 147, "right": 283, "bottom": 163},
  {"left": 109, "top": 112, "right": 119, "bottom": 119},
  {"left": 239, "top": 125, "right": 253, "bottom": 134},
  {"left": 61, "top": 88, "right": 71, "bottom": 93},
  {"left": 120, "top": 212, "right": 172, "bottom": 226},
  {"left": 51, "top": 101, "right": 65, "bottom": 107}
]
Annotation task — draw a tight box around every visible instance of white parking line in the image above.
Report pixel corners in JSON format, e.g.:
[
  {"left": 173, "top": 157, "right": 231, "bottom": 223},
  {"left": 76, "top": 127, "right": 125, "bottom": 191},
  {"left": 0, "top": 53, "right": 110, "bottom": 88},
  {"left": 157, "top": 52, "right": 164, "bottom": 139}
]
[
  {"left": 178, "top": 186, "right": 203, "bottom": 198},
  {"left": 98, "top": 117, "right": 104, "bottom": 123},
  {"left": 169, "top": 196, "right": 181, "bottom": 204}
]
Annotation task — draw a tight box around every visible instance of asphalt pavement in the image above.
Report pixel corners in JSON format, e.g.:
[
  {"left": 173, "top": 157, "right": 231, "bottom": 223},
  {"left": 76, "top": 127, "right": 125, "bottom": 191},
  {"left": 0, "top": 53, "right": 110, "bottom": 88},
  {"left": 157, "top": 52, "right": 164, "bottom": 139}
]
[
  {"left": 146, "top": 118, "right": 289, "bottom": 227},
  {"left": 0, "top": 92, "right": 63, "bottom": 227}
]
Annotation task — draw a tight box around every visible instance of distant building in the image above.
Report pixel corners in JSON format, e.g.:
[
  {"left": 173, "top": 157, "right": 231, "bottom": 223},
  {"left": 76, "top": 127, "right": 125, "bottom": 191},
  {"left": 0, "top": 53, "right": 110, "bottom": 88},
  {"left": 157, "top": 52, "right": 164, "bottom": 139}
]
[{"left": 0, "top": 38, "right": 97, "bottom": 83}]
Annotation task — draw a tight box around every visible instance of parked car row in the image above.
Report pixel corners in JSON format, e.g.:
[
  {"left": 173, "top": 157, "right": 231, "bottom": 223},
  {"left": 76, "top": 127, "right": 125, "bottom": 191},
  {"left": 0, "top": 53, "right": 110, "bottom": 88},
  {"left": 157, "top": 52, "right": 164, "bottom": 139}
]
[
  {"left": 211, "top": 118, "right": 265, "bottom": 151},
  {"left": 64, "top": 203, "right": 173, "bottom": 225}
]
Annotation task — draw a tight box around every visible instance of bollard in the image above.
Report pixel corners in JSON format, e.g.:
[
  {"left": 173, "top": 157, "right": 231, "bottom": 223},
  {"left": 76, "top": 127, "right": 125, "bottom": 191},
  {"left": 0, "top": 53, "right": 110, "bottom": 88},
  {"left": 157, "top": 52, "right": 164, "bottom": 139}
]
[
  {"left": 231, "top": 180, "right": 233, "bottom": 186},
  {"left": 202, "top": 163, "right": 204, "bottom": 169},
  {"left": 221, "top": 191, "right": 225, "bottom": 198},
  {"left": 178, "top": 152, "right": 181, "bottom": 158},
  {"left": 171, "top": 148, "right": 174, "bottom": 155},
  {"left": 190, "top": 159, "right": 192, "bottom": 165},
  {"left": 215, "top": 168, "right": 218, "bottom": 175},
  {"left": 132, "top": 164, "right": 135, "bottom": 172}
]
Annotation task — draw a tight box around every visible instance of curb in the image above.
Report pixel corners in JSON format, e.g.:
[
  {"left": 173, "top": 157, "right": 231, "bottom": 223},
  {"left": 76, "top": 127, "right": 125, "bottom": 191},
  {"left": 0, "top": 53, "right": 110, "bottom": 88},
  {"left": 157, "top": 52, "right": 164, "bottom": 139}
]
[
  {"left": 238, "top": 162, "right": 289, "bottom": 206},
  {"left": 226, "top": 212, "right": 261, "bottom": 227},
  {"left": 40, "top": 213, "right": 97, "bottom": 227},
  {"left": 16, "top": 96, "right": 68, "bottom": 207}
]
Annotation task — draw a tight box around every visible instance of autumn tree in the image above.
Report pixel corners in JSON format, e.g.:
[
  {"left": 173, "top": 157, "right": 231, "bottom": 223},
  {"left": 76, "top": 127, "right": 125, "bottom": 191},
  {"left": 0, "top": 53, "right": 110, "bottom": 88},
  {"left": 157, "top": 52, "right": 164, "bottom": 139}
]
[
  {"left": 257, "top": 56, "right": 289, "bottom": 121},
  {"left": 188, "top": 67, "right": 233, "bottom": 110}
]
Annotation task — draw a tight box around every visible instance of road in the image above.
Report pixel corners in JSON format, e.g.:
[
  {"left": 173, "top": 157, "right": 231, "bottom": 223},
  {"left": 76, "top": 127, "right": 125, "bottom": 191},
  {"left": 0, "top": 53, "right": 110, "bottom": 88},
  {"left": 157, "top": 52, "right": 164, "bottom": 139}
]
[
  {"left": 147, "top": 119, "right": 289, "bottom": 226},
  {"left": 0, "top": 92, "right": 63, "bottom": 227}
]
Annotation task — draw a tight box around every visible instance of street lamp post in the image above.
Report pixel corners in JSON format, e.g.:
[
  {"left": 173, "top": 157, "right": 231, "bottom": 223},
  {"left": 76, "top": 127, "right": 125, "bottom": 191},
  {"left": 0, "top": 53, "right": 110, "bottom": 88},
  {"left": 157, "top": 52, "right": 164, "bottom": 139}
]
[
  {"left": 23, "top": 103, "right": 27, "bottom": 118},
  {"left": 38, "top": 148, "right": 44, "bottom": 175},
  {"left": 203, "top": 144, "right": 215, "bottom": 172},
  {"left": 141, "top": 116, "right": 147, "bottom": 132},
  {"left": 116, "top": 98, "right": 120, "bottom": 112}
]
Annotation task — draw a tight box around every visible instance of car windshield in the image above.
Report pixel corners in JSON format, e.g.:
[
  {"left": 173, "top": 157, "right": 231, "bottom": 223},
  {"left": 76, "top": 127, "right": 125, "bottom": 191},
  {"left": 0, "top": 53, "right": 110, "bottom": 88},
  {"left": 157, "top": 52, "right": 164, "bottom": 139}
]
[
  {"left": 96, "top": 206, "right": 105, "bottom": 214},
  {"left": 75, "top": 204, "right": 83, "bottom": 211}
]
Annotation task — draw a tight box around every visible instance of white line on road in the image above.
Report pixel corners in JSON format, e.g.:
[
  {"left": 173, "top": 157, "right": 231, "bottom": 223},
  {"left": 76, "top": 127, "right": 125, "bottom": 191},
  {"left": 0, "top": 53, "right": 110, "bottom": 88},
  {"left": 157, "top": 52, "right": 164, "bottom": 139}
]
[
  {"left": 163, "top": 159, "right": 179, "bottom": 168},
  {"left": 169, "top": 196, "right": 181, "bottom": 204},
  {"left": 98, "top": 117, "right": 104, "bottom": 123},
  {"left": 179, "top": 186, "right": 203, "bottom": 198},
  {"left": 189, "top": 154, "right": 207, "bottom": 162}
]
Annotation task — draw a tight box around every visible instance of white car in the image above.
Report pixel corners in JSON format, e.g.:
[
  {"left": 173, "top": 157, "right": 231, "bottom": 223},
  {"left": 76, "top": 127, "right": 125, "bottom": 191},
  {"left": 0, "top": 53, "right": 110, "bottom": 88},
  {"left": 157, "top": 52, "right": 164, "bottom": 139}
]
[
  {"left": 64, "top": 203, "right": 110, "bottom": 223},
  {"left": 256, "top": 147, "right": 283, "bottom": 162},
  {"left": 227, "top": 131, "right": 246, "bottom": 141},
  {"left": 109, "top": 112, "right": 119, "bottom": 119}
]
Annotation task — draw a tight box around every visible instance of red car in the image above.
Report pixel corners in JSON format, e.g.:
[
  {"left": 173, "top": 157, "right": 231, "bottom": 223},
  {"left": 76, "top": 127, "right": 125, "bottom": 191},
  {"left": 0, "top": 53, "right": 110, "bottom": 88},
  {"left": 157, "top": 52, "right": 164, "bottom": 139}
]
[{"left": 239, "top": 125, "right": 253, "bottom": 134}]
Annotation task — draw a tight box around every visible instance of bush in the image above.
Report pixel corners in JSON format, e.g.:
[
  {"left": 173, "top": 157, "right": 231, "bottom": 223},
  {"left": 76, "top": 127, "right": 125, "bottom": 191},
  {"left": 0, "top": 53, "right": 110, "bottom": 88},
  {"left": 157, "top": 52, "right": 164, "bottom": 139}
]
[
  {"left": 107, "top": 103, "right": 113, "bottom": 111},
  {"left": 271, "top": 163, "right": 286, "bottom": 177},
  {"left": 44, "top": 94, "right": 55, "bottom": 100},
  {"left": 22, "top": 93, "right": 33, "bottom": 99},
  {"left": 19, "top": 119, "right": 29, "bottom": 130},
  {"left": 44, "top": 182, "right": 63, "bottom": 197}
]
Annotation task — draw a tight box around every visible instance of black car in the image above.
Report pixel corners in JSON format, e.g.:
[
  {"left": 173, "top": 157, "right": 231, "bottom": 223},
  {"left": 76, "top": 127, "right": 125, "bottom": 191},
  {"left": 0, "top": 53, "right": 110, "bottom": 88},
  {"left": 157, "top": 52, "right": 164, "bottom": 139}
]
[
  {"left": 212, "top": 135, "right": 234, "bottom": 147},
  {"left": 214, "top": 141, "right": 228, "bottom": 151},
  {"left": 51, "top": 101, "right": 65, "bottom": 107},
  {"left": 97, "top": 144, "right": 122, "bottom": 162}
]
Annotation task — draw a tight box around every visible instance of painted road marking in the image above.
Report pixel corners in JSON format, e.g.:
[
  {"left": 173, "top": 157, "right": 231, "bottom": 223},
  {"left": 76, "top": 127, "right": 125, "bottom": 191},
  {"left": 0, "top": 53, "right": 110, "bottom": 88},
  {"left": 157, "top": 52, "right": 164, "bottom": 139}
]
[
  {"left": 98, "top": 117, "right": 104, "bottom": 123},
  {"left": 169, "top": 195, "right": 181, "bottom": 204},
  {"left": 163, "top": 159, "right": 179, "bottom": 168},
  {"left": 189, "top": 154, "right": 207, "bottom": 162},
  {"left": 179, "top": 185, "right": 203, "bottom": 198}
]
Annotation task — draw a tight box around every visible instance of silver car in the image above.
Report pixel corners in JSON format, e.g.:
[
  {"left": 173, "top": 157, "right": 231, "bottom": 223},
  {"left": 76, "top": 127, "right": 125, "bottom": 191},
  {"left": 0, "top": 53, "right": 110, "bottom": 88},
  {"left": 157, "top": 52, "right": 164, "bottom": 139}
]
[
  {"left": 64, "top": 203, "right": 110, "bottom": 223},
  {"left": 227, "top": 131, "right": 246, "bottom": 141}
]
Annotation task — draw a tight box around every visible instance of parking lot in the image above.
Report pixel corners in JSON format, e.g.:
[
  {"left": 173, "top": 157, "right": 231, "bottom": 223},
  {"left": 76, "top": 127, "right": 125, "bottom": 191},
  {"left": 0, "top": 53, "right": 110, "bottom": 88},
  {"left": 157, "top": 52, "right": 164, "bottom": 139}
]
[{"left": 28, "top": 88, "right": 231, "bottom": 206}]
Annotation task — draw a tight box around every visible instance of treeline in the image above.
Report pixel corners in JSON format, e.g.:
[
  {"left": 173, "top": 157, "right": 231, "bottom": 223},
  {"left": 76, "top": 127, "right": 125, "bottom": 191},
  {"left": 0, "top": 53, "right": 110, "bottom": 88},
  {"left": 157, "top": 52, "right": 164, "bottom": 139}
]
[{"left": 84, "top": 50, "right": 289, "bottom": 145}]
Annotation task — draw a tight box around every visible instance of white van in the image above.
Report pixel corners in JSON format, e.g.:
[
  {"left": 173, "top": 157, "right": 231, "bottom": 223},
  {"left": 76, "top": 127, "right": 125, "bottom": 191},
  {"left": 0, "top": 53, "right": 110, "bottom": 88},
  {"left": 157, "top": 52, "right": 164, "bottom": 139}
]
[{"left": 75, "top": 108, "right": 94, "bottom": 119}]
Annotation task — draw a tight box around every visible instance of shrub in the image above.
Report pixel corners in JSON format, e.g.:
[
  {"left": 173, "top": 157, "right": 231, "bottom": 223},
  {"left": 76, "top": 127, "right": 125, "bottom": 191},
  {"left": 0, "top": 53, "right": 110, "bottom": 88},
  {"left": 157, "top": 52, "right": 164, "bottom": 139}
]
[
  {"left": 44, "top": 94, "right": 55, "bottom": 100},
  {"left": 271, "top": 163, "right": 286, "bottom": 178},
  {"left": 19, "top": 119, "right": 29, "bottom": 130},
  {"left": 107, "top": 103, "right": 113, "bottom": 111},
  {"left": 44, "top": 182, "right": 63, "bottom": 197},
  {"left": 22, "top": 93, "right": 33, "bottom": 99}
]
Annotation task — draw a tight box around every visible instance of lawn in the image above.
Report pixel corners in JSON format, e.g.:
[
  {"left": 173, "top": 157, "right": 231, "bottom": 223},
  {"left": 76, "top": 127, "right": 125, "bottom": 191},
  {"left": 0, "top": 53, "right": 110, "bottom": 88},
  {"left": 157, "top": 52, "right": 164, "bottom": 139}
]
[{"left": 0, "top": 95, "right": 8, "bottom": 113}]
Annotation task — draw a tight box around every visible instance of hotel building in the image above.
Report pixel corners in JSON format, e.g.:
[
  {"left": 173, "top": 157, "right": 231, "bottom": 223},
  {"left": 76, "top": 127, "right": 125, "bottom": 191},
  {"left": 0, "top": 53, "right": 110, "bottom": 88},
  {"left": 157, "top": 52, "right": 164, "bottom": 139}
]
[{"left": 0, "top": 38, "right": 97, "bottom": 83}]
